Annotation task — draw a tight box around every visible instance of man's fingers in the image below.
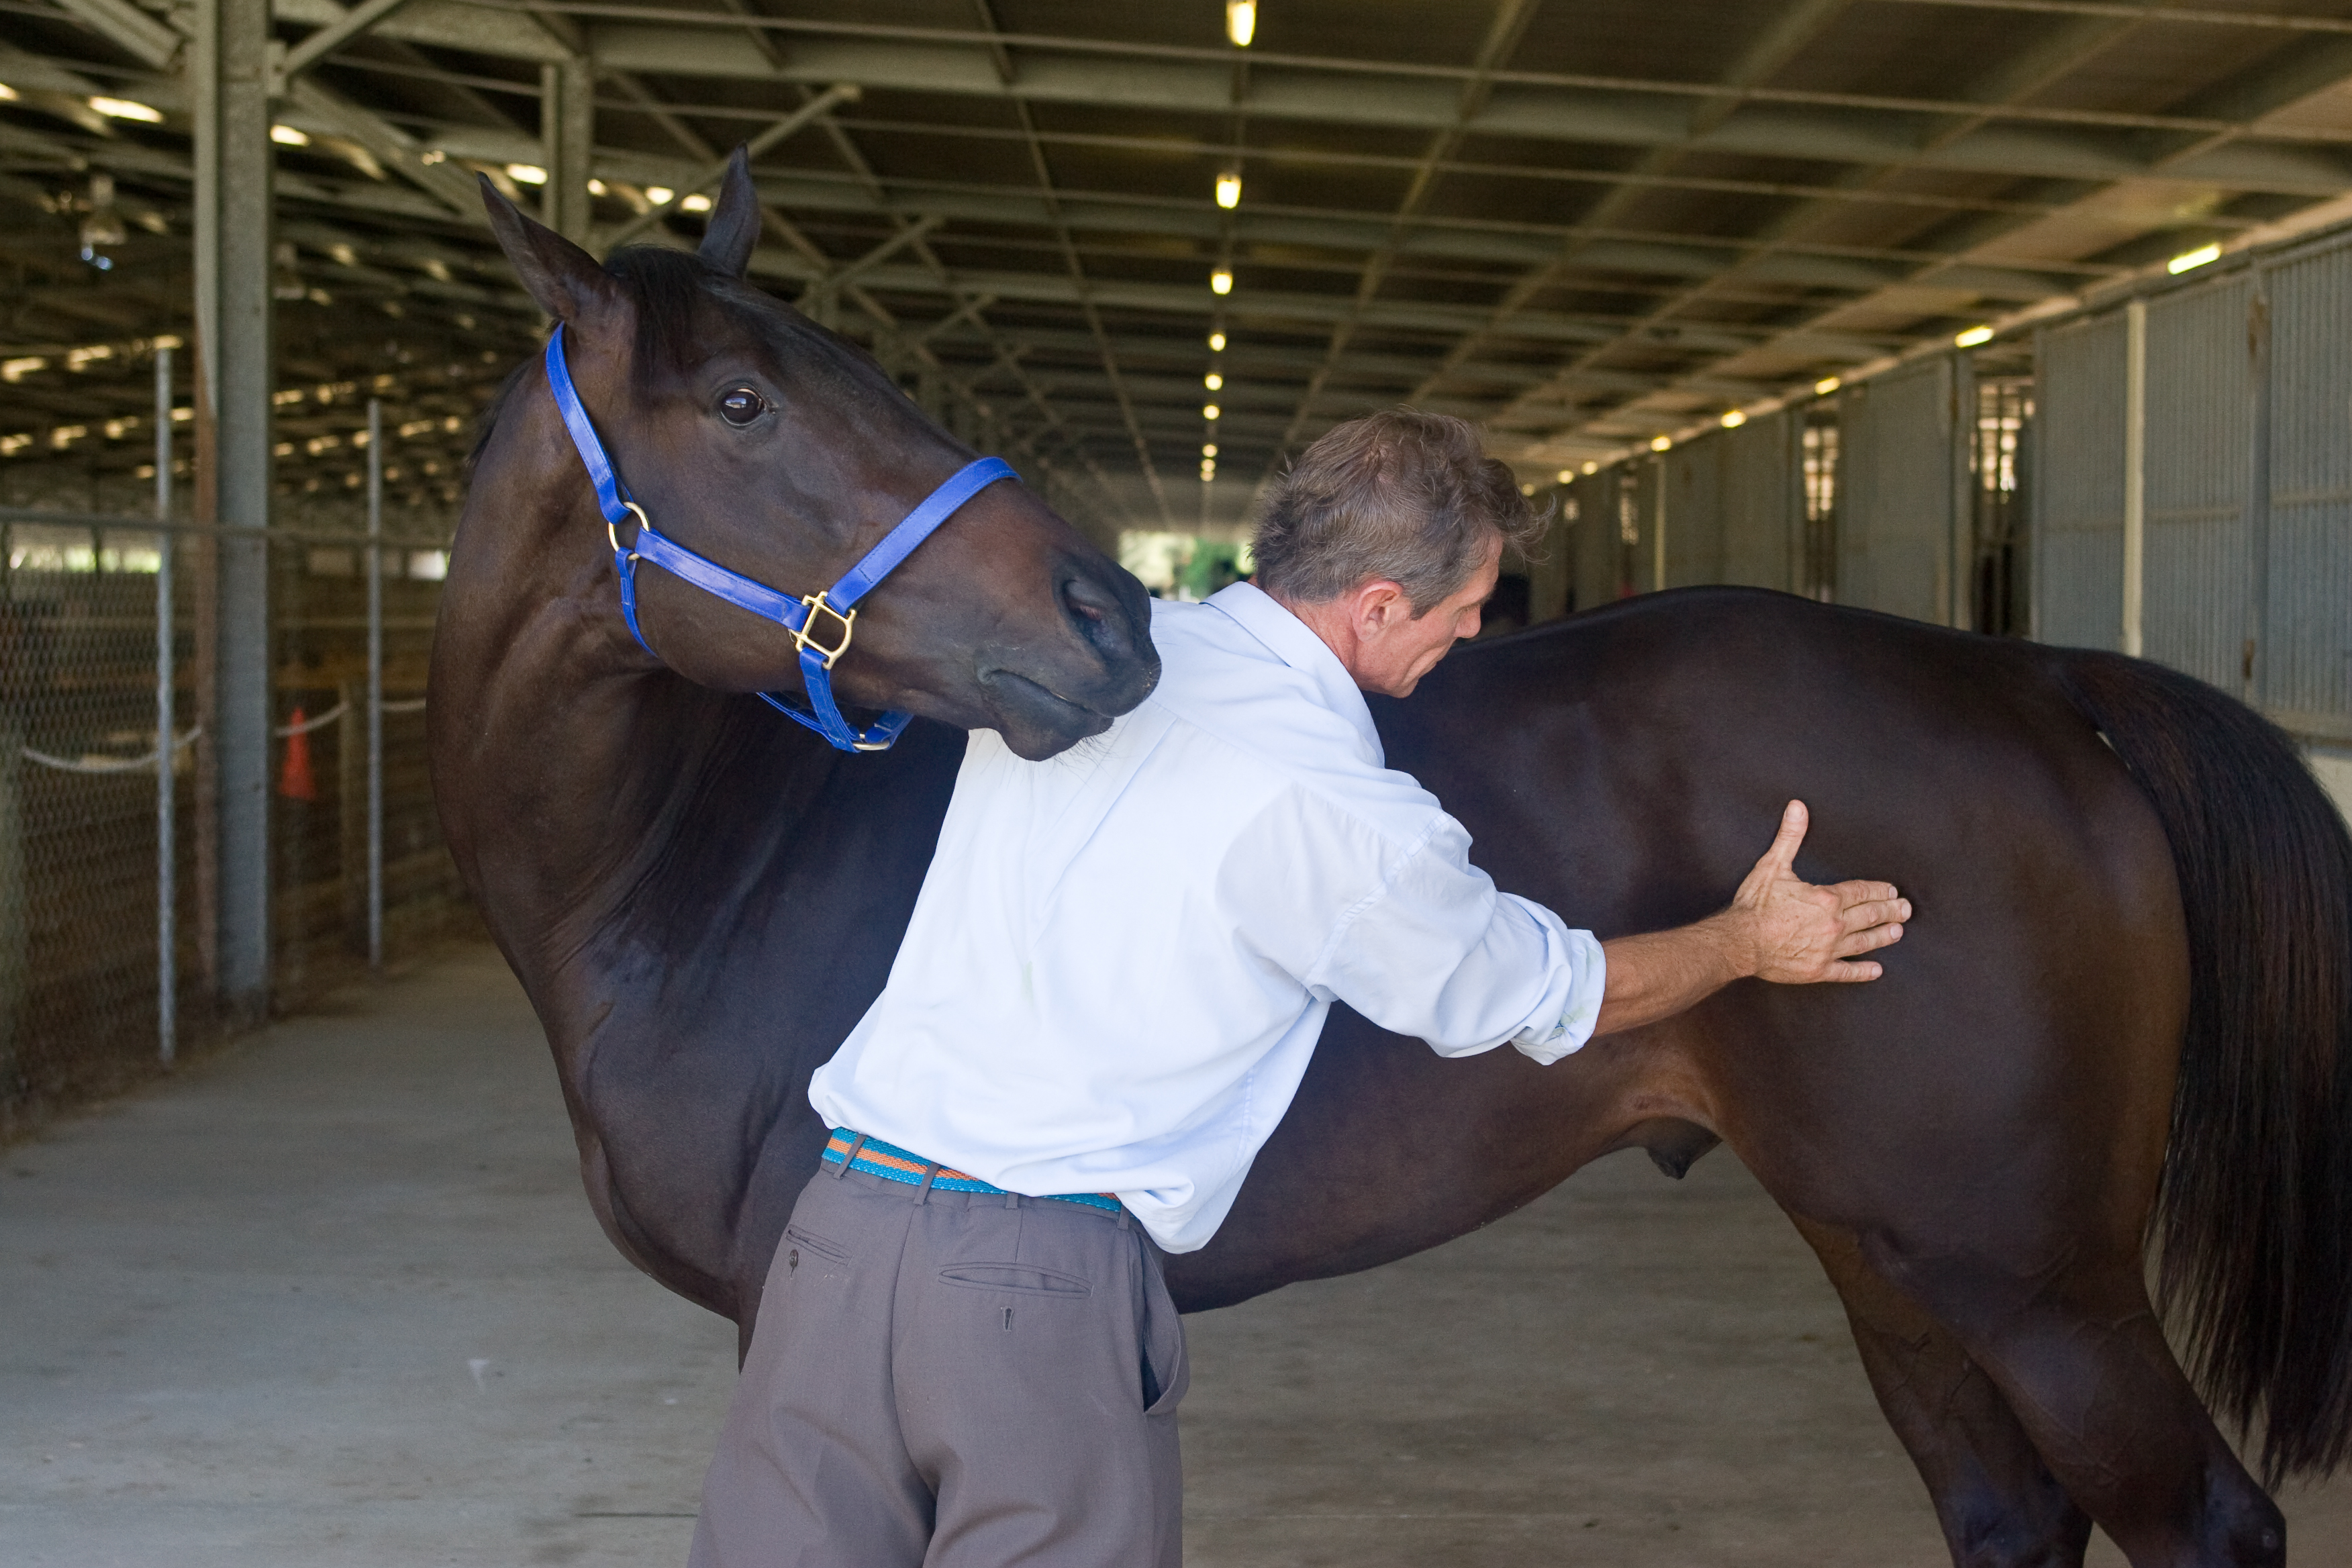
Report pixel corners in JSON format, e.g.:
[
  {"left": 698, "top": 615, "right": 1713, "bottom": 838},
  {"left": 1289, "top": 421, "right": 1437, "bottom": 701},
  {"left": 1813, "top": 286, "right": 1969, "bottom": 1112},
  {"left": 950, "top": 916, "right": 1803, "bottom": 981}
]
[
  {"left": 1832, "top": 879, "right": 1902, "bottom": 910},
  {"left": 1838, "top": 897, "right": 1910, "bottom": 932},
  {"left": 1834, "top": 922, "right": 1903, "bottom": 958},
  {"left": 1822, "top": 959, "right": 1885, "bottom": 983}
]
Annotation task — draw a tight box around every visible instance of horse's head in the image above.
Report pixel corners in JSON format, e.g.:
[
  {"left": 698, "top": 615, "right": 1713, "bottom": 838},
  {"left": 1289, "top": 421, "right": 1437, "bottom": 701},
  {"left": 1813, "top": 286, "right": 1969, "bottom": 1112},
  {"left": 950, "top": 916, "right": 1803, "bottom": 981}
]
[{"left": 477, "top": 152, "right": 1157, "bottom": 759}]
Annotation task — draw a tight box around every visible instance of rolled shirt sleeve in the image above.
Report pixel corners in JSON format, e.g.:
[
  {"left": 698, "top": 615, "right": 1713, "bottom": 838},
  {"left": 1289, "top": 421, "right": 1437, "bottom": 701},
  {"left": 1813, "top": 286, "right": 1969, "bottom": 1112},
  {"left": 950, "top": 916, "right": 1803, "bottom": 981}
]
[{"left": 1221, "top": 789, "right": 1606, "bottom": 1066}]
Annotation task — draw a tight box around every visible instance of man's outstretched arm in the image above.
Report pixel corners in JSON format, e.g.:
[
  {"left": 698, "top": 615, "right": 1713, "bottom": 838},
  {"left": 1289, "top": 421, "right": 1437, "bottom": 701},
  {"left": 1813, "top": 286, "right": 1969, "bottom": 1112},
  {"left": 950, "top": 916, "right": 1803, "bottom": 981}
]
[{"left": 1592, "top": 800, "right": 1910, "bottom": 1039}]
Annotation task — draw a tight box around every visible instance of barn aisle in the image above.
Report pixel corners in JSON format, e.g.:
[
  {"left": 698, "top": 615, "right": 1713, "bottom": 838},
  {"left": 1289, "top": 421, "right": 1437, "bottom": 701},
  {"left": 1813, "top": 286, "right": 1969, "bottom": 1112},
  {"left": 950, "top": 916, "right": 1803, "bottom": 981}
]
[
  {"left": 0, "top": 947, "right": 737, "bottom": 1567},
  {"left": 3, "top": 944, "right": 2345, "bottom": 1567}
]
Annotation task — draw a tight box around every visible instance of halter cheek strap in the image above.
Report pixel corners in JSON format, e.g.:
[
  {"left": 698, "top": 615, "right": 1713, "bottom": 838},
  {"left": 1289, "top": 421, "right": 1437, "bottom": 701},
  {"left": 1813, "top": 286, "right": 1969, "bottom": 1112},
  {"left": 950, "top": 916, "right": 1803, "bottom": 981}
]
[{"left": 542, "top": 324, "right": 1015, "bottom": 752}]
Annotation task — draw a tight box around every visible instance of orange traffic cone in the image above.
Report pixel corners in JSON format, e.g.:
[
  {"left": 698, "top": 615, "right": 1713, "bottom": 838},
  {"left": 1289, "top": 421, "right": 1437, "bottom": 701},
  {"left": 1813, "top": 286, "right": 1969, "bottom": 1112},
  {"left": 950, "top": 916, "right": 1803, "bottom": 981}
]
[{"left": 279, "top": 707, "right": 318, "bottom": 801}]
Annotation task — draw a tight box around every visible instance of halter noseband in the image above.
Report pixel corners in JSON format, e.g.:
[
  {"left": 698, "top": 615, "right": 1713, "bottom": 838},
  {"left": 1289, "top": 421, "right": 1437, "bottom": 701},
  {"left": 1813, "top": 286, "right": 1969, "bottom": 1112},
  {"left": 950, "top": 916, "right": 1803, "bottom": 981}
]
[{"left": 542, "top": 324, "right": 1015, "bottom": 752}]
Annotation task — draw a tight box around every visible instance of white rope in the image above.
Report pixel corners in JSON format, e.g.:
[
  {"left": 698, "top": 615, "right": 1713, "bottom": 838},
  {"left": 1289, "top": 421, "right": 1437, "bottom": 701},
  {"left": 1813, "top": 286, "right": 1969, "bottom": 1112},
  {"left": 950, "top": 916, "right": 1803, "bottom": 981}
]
[
  {"left": 379, "top": 697, "right": 427, "bottom": 714},
  {"left": 273, "top": 701, "right": 348, "bottom": 738},
  {"left": 21, "top": 726, "right": 203, "bottom": 775}
]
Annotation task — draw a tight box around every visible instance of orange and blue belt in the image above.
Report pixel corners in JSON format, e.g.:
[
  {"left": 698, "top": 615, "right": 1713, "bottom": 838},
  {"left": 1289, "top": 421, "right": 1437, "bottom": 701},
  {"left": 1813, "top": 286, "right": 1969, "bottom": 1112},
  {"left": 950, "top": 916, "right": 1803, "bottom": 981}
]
[{"left": 822, "top": 1128, "right": 1124, "bottom": 1215}]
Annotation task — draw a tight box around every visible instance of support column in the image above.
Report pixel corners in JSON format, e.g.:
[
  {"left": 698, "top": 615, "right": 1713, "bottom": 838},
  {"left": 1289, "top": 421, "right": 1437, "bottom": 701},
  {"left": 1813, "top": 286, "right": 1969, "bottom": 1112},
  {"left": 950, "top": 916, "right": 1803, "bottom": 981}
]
[
  {"left": 191, "top": 0, "right": 274, "bottom": 1025},
  {"left": 541, "top": 58, "right": 595, "bottom": 246},
  {"left": 2122, "top": 297, "right": 2147, "bottom": 658}
]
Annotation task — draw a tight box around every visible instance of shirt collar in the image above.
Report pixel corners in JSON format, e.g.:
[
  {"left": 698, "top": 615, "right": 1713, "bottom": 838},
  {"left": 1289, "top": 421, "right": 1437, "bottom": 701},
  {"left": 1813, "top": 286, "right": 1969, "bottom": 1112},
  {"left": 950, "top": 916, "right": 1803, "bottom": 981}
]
[{"left": 1203, "top": 581, "right": 1384, "bottom": 766}]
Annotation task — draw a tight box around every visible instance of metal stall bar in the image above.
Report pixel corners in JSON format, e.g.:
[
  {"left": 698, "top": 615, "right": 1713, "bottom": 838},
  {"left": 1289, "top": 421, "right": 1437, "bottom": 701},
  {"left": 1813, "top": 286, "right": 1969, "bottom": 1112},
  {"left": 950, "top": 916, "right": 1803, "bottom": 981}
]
[
  {"left": 2122, "top": 297, "right": 2147, "bottom": 658},
  {"left": 366, "top": 399, "right": 384, "bottom": 971},
  {"left": 1662, "top": 436, "right": 1723, "bottom": 589},
  {"left": 191, "top": 0, "right": 276, "bottom": 1027},
  {"left": 2032, "top": 313, "right": 2129, "bottom": 651},
  {"left": 1836, "top": 355, "right": 1958, "bottom": 625},
  {"left": 2140, "top": 273, "right": 2259, "bottom": 694},
  {"left": 1720, "top": 409, "right": 1801, "bottom": 591},
  {"left": 155, "top": 347, "right": 175, "bottom": 1064},
  {"left": 2261, "top": 233, "right": 2352, "bottom": 741}
]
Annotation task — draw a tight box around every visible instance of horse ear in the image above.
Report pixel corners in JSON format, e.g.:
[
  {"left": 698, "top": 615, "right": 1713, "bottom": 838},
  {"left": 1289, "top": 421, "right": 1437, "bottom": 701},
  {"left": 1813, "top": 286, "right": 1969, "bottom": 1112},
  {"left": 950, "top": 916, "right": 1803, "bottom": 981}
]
[
  {"left": 697, "top": 146, "right": 761, "bottom": 279},
  {"left": 480, "top": 174, "right": 620, "bottom": 324}
]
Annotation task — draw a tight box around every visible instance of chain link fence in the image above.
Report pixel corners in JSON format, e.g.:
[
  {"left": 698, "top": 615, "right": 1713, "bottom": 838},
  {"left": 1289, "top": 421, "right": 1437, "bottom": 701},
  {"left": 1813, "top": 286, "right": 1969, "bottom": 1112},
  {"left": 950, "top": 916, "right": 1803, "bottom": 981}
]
[{"left": 1, "top": 345, "right": 489, "bottom": 1135}]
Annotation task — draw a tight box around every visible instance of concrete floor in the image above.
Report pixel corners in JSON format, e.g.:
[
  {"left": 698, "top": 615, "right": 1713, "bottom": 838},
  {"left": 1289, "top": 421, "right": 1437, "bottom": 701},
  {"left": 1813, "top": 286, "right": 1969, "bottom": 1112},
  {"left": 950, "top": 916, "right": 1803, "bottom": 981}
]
[{"left": 4, "top": 947, "right": 2347, "bottom": 1567}]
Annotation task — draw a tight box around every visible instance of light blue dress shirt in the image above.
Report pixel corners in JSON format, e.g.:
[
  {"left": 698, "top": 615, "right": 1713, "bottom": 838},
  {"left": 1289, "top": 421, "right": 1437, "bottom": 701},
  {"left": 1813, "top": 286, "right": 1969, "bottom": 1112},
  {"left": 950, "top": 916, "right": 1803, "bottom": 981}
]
[{"left": 808, "top": 582, "right": 1606, "bottom": 1252}]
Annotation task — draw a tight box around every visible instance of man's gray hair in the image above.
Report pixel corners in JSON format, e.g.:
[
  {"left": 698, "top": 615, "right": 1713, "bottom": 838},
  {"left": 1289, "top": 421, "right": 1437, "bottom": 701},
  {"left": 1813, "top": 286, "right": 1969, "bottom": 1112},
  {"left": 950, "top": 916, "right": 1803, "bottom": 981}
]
[{"left": 1251, "top": 409, "right": 1547, "bottom": 614}]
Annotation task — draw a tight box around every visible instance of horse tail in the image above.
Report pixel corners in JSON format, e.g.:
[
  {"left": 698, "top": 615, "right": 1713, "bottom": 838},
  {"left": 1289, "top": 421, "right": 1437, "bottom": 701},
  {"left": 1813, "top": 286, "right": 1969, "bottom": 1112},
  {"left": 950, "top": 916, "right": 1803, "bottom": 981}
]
[{"left": 2056, "top": 650, "right": 2352, "bottom": 1483}]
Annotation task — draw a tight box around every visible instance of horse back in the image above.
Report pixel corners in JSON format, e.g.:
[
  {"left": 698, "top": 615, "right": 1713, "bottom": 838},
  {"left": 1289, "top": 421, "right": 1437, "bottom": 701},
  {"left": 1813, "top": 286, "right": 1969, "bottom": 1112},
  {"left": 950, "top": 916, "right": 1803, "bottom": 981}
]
[{"left": 1171, "top": 589, "right": 2188, "bottom": 1310}]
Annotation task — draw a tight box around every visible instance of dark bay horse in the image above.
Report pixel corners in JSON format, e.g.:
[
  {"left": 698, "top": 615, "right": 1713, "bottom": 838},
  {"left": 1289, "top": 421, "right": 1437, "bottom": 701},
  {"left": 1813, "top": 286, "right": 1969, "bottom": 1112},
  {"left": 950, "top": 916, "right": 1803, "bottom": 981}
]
[{"left": 430, "top": 160, "right": 2352, "bottom": 1568}]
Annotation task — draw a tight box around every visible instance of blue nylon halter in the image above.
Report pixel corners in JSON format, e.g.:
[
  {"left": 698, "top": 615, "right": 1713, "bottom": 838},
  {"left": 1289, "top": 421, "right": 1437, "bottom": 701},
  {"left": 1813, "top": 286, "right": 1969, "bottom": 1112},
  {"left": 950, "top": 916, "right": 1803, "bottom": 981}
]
[{"left": 541, "top": 324, "right": 1016, "bottom": 752}]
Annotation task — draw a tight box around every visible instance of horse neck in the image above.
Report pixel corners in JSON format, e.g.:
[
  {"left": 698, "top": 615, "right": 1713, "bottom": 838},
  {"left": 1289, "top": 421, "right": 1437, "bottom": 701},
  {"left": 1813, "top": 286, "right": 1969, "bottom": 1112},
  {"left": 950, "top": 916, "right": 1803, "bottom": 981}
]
[{"left": 432, "top": 394, "right": 840, "bottom": 988}]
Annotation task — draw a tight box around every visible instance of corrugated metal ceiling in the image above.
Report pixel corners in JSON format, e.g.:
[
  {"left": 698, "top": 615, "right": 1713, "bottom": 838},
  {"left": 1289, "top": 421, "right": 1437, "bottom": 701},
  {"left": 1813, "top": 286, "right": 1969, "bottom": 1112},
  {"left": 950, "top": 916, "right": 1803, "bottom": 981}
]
[{"left": 6, "top": 0, "right": 2352, "bottom": 528}]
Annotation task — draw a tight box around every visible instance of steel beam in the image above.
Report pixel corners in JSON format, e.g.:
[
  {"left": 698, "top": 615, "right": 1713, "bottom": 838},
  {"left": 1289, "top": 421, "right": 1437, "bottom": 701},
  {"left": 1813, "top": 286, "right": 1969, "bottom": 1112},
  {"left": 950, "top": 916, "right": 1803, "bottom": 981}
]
[
  {"left": 599, "top": 81, "right": 861, "bottom": 249},
  {"left": 541, "top": 58, "right": 595, "bottom": 245},
  {"left": 277, "top": 0, "right": 426, "bottom": 85},
  {"left": 191, "top": 0, "right": 274, "bottom": 1024},
  {"left": 51, "top": 0, "right": 183, "bottom": 69}
]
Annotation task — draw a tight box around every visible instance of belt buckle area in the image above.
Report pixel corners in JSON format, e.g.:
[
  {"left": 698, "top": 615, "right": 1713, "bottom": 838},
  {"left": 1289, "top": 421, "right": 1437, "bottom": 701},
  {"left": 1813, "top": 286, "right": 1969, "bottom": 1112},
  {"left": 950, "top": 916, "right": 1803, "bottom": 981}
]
[{"left": 793, "top": 590, "right": 856, "bottom": 669}]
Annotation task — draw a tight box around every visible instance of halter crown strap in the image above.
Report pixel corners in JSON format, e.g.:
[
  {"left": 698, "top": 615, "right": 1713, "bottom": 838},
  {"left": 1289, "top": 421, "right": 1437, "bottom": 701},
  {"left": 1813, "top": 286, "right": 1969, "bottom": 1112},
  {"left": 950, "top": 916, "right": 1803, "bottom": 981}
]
[{"left": 540, "top": 324, "right": 1014, "bottom": 752}]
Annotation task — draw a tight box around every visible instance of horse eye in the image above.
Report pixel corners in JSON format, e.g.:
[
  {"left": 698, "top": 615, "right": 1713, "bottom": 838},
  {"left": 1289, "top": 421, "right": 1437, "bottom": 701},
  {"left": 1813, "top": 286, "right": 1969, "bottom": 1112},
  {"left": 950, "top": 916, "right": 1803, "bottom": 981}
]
[{"left": 718, "top": 387, "right": 765, "bottom": 427}]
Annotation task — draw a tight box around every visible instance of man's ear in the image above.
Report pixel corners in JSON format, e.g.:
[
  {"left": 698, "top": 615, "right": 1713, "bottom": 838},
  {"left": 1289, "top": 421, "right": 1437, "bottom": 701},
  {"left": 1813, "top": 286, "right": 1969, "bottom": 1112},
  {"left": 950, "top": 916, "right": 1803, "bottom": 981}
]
[
  {"left": 481, "top": 175, "right": 622, "bottom": 324},
  {"left": 697, "top": 146, "right": 761, "bottom": 279},
  {"left": 1352, "top": 579, "right": 1409, "bottom": 634}
]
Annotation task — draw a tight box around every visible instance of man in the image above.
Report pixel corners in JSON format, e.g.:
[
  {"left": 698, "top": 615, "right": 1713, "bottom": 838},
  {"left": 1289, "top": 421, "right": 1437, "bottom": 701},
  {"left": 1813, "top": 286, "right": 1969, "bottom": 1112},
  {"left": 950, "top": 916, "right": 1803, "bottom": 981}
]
[{"left": 691, "top": 410, "right": 1909, "bottom": 1568}]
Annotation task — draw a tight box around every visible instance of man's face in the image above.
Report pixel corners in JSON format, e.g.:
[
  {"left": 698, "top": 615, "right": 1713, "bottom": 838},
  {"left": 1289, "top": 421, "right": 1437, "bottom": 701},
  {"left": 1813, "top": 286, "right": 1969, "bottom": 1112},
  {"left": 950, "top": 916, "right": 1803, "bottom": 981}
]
[{"left": 1349, "top": 532, "right": 1504, "bottom": 698}]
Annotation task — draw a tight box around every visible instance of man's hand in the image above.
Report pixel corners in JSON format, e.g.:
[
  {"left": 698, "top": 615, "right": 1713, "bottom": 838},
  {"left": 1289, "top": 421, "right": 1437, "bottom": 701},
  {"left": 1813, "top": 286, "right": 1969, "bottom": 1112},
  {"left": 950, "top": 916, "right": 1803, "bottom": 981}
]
[
  {"left": 1589, "top": 800, "right": 1910, "bottom": 1038},
  {"left": 1726, "top": 800, "right": 1908, "bottom": 984}
]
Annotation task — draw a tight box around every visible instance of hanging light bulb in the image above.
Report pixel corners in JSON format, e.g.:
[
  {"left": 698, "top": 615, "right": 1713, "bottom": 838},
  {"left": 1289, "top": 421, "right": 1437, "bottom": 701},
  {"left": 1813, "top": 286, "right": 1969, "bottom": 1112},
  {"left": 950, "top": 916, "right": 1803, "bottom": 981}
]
[
  {"left": 1204, "top": 373, "right": 1223, "bottom": 391},
  {"left": 1210, "top": 267, "right": 1232, "bottom": 295},
  {"left": 1204, "top": 403, "right": 1222, "bottom": 421},
  {"left": 1226, "top": 1, "right": 1257, "bottom": 47},
  {"left": 1215, "top": 170, "right": 1242, "bottom": 209},
  {"left": 1208, "top": 330, "right": 1226, "bottom": 352}
]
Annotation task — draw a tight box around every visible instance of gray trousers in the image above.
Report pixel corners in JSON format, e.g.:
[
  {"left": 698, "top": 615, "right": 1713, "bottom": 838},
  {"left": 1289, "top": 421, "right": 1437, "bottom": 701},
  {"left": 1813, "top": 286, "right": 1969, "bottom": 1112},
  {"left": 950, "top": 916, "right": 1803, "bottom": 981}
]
[{"left": 689, "top": 1164, "right": 1188, "bottom": 1568}]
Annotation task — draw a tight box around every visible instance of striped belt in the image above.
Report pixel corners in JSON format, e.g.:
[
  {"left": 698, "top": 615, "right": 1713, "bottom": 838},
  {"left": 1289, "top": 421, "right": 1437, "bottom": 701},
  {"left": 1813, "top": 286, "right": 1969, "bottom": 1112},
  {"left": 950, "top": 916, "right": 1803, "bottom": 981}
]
[{"left": 821, "top": 1128, "right": 1124, "bottom": 1216}]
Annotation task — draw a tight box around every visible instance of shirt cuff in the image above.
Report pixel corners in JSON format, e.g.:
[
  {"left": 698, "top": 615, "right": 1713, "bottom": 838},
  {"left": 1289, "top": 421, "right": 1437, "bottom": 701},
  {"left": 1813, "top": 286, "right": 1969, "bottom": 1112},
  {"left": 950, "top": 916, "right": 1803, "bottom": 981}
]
[{"left": 1510, "top": 928, "right": 1606, "bottom": 1066}]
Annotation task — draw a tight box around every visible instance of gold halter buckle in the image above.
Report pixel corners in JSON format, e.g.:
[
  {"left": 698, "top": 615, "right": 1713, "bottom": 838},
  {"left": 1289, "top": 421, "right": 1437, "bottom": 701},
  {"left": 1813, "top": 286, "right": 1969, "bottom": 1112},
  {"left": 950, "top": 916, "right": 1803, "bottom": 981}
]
[{"left": 793, "top": 591, "right": 857, "bottom": 669}]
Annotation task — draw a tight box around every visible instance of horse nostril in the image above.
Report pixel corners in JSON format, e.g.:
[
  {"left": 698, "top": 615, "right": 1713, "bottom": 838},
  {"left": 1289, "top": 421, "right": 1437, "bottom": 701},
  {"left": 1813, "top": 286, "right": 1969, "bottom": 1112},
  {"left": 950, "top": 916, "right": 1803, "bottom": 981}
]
[{"left": 1061, "top": 573, "right": 1114, "bottom": 626}]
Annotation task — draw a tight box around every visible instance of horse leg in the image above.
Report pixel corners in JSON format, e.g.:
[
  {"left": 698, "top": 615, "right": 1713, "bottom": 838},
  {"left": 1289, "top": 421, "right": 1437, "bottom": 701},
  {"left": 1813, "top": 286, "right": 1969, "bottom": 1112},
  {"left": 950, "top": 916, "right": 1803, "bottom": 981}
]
[
  {"left": 1856, "top": 1235, "right": 2284, "bottom": 1568},
  {"left": 1791, "top": 1216, "right": 2090, "bottom": 1568}
]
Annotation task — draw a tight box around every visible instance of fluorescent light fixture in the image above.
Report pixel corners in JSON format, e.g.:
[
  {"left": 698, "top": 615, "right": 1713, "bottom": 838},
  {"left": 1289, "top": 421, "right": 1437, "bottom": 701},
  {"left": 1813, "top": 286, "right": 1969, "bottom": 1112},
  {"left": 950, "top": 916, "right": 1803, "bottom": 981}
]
[
  {"left": 681, "top": 193, "right": 713, "bottom": 213},
  {"left": 646, "top": 185, "right": 675, "bottom": 206},
  {"left": 1210, "top": 267, "right": 1232, "bottom": 295},
  {"left": 2169, "top": 242, "right": 2222, "bottom": 275},
  {"left": 586, "top": 179, "right": 608, "bottom": 196},
  {"left": 1954, "top": 325, "right": 1994, "bottom": 348},
  {"left": 1202, "top": 443, "right": 1218, "bottom": 457},
  {"left": 89, "top": 97, "right": 162, "bottom": 123},
  {"left": 507, "top": 163, "right": 548, "bottom": 186},
  {"left": 1814, "top": 376, "right": 1841, "bottom": 395},
  {"left": 1519, "top": 482, "right": 1535, "bottom": 496},
  {"left": 1208, "top": 331, "right": 1226, "bottom": 352},
  {"left": 419, "top": 150, "right": 446, "bottom": 165},
  {"left": 271, "top": 124, "right": 309, "bottom": 146},
  {"left": 1556, "top": 469, "right": 1573, "bottom": 483},
  {"left": 1582, "top": 460, "right": 1598, "bottom": 476},
  {"left": 1720, "top": 409, "right": 1747, "bottom": 428},
  {"left": 1204, "top": 373, "right": 1222, "bottom": 391},
  {"left": 1650, "top": 435, "right": 1672, "bottom": 452},
  {"left": 1226, "top": 0, "right": 1256, "bottom": 47},
  {"left": 1203, "top": 403, "right": 1221, "bottom": 421},
  {"left": 1215, "top": 170, "right": 1242, "bottom": 209},
  {"left": 0, "top": 84, "right": 18, "bottom": 102}
]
